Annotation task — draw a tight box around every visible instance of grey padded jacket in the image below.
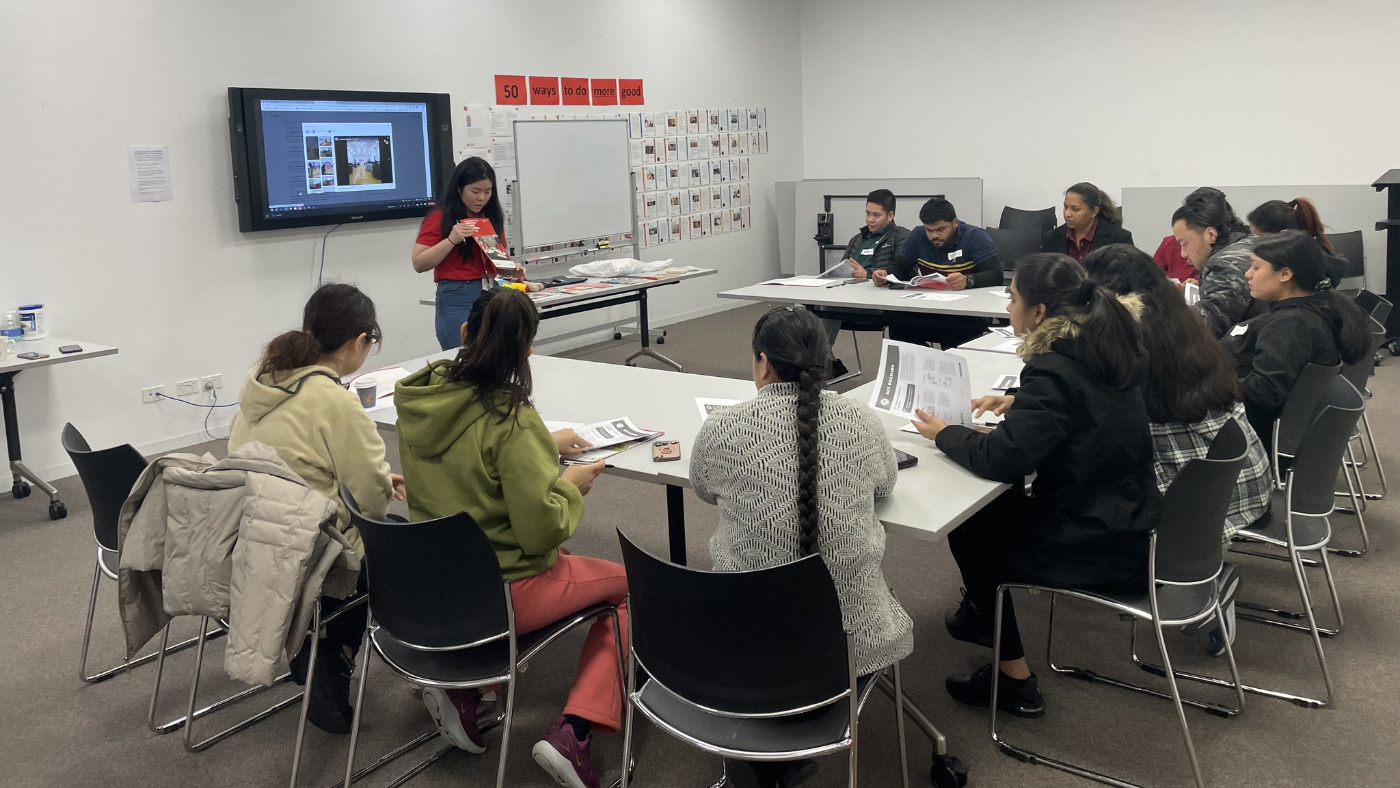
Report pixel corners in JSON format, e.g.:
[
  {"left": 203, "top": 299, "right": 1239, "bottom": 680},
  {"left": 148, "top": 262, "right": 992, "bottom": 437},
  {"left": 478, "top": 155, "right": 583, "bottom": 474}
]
[{"left": 117, "top": 442, "right": 359, "bottom": 686}]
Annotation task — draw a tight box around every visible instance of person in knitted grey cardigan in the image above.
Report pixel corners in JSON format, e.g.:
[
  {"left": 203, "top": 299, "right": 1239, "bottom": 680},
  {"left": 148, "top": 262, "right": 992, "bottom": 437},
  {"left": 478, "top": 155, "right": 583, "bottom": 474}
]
[{"left": 690, "top": 307, "right": 914, "bottom": 678}]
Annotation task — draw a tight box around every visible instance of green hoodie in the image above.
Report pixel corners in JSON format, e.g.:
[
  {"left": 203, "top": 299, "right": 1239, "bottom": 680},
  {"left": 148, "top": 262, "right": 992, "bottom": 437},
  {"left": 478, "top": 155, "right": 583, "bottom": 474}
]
[{"left": 394, "top": 361, "right": 584, "bottom": 580}]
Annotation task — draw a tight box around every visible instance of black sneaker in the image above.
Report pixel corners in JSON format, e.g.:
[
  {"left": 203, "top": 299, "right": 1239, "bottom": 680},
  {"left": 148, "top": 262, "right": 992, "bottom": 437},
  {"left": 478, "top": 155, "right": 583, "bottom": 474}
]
[
  {"left": 305, "top": 646, "right": 355, "bottom": 734},
  {"left": 944, "top": 588, "right": 993, "bottom": 648},
  {"left": 945, "top": 663, "right": 1045, "bottom": 719},
  {"left": 832, "top": 358, "right": 850, "bottom": 378}
]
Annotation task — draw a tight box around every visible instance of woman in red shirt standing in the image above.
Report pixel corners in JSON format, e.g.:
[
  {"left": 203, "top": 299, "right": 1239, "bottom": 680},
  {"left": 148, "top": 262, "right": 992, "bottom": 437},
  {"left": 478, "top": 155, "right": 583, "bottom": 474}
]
[{"left": 413, "top": 157, "right": 522, "bottom": 350}]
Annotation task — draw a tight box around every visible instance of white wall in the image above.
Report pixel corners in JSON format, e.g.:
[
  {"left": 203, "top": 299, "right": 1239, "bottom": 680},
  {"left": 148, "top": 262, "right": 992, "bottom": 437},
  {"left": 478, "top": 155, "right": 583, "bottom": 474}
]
[
  {"left": 799, "top": 0, "right": 1400, "bottom": 227},
  {"left": 0, "top": 0, "right": 803, "bottom": 480}
]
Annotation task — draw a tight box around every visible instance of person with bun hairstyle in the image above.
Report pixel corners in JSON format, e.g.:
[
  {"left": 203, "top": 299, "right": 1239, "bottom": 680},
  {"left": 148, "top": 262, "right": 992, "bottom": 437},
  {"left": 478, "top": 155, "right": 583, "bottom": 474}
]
[
  {"left": 1226, "top": 231, "right": 1372, "bottom": 450},
  {"left": 1247, "top": 198, "right": 1336, "bottom": 253},
  {"left": 394, "top": 287, "right": 623, "bottom": 788},
  {"left": 910, "top": 253, "right": 1157, "bottom": 719},
  {"left": 1173, "top": 188, "right": 1261, "bottom": 338},
  {"left": 228, "top": 282, "right": 404, "bottom": 733},
  {"left": 412, "top": 157, "right": 523, "bottom": 351},
  {"left": 1041, "top": 182, "right": 1134, "bottom": 263},
  {"left": 691, "top": 305, "right": 913, "bottom": 787}
]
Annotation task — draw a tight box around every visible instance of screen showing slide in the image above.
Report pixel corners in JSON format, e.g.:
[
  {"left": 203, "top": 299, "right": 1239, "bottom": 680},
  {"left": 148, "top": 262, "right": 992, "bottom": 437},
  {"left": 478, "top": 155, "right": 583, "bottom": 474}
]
[{"left": 259, "top": 99, "right": 434, "bottom": 219}]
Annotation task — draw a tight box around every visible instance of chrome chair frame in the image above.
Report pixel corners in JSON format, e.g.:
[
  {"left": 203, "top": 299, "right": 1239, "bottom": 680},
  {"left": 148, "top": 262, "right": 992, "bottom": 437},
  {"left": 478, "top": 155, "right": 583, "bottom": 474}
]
[
  {"left": 991, "top": 532, "right": 1242, "bottom": 788},
  {"left": 79, "top": 545, "right": 203, "bottom": 684}
]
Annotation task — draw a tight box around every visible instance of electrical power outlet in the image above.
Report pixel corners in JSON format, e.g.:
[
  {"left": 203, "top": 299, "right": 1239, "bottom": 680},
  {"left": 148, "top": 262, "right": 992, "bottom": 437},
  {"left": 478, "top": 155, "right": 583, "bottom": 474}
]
[
  {"left": 201, "top": 374, "right": 224, "bottom": 391},
  {"left": 141, "top": 385, "right": 165, "bottom": 404},
  {"left": 176, "top": 379, "right": 200, "bottom": 396}
]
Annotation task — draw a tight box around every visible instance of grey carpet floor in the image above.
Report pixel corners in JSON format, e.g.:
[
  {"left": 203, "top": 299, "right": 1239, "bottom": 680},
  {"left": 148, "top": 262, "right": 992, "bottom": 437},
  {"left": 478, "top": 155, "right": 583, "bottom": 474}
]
[{"left": 3, "top": 301, "right": 1398, "bottom": 787}]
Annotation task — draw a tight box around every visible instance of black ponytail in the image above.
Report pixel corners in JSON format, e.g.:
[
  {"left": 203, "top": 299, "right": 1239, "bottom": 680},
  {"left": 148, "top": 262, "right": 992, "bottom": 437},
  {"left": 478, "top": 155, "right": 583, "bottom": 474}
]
[
  {"left": 1253, "top": 231, "right": 1371, "bottom": 365},
  {"left": 751, "top": 306, "right": 831, "bottom": 557},
  {"left": 1014, "top": 253, "right": 1148, "bottom": 388}
]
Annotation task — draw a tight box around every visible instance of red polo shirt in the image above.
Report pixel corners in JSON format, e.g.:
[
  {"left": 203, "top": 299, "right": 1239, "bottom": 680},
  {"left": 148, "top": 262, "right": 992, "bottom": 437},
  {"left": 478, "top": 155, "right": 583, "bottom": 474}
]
[
  {"left": 1153, "top": 234, "right": 1197, "bottom": 282},
  {"left": 1066, "top": 218, "right": 1097, "bottom": 264},
  {"left": 417, "top": 211, "right": 497, "bottom": 282}
]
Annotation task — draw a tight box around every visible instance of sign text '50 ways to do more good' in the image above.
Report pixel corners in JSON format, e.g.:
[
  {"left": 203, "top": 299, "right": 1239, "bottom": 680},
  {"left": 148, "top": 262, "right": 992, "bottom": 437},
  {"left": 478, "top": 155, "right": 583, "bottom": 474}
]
[{"left": 496, "top": 75, "right": 644, "bottom": 106}]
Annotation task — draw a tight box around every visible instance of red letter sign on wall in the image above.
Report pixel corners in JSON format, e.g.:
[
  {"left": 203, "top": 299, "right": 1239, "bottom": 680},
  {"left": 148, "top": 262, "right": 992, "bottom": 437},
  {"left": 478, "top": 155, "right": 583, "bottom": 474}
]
[
  {"left": 590, "top": 79, "right": 618, "bottom": 106},
  {"left": 618, "top": 79, "right": 645, "bottom": 105},
  {"left": 494, "top": 75, "right": 527, "bottom": 105},
  {"left": 528, "top": 76, "right": 560, "bottom": 105},
  {"left": 561, "top": 77, "right": 590, "bottom": 106}
]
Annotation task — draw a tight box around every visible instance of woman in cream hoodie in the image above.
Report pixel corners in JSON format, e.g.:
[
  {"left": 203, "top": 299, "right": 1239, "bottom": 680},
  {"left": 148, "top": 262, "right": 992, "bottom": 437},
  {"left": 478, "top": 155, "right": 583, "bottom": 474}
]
[{"left": 229, "top": 282, "right": 403, "bottom": 734}]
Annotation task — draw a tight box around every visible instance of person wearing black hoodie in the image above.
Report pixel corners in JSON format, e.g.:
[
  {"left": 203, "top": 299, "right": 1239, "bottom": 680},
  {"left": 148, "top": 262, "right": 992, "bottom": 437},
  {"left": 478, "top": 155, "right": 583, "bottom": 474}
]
[
  {"left": 1224, "top": 230, "right": 1372, "bottom": 450},
  {"left": 909, "top": 253, "right": 1157, "bottom": 719}
]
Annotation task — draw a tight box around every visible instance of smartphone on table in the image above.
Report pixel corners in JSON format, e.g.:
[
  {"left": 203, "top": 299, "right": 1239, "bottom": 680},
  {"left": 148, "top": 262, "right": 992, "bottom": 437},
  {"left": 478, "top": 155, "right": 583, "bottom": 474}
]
[
  {"left": 652, "top": 440, "right": 682, "bottom": 462},
  {"left": 17, "top": 352, "right": 49, "bottom": 360},
  {"left": 894, "top": 449, "right": 918, "bottom": 470}
]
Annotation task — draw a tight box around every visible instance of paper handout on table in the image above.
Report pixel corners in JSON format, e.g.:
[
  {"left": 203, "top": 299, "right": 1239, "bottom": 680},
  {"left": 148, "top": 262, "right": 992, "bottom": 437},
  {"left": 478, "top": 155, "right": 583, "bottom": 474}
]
[
  {"left": 818, "top": 260, "right": 856, "bottom": 279},
  {"left": 558, "top": 417, "right": 664, "bottom": 465},
  {"left": 759, "top": 276, "right": 846, "bottom": 288},
  {"left": 885, "top": 272, "right": 948, "bottom": 289},
  {"left": 868, "top": 340, "right": 974, "bottom": 426},
  {"left": 696, "top": 397, "right": 742, "bottom": 420},
  {"left": 903, "top": 292, "right": 968, "bottom": 301}
]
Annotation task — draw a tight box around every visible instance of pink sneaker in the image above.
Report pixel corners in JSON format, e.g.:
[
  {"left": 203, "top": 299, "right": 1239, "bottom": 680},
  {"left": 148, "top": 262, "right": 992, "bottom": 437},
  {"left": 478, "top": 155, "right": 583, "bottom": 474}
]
[
  {"left": 421, "top": 687, "right": 485, "bottom": 754},
  {"left": 531, "top": 716, "right": 599, "bottom": 788}
]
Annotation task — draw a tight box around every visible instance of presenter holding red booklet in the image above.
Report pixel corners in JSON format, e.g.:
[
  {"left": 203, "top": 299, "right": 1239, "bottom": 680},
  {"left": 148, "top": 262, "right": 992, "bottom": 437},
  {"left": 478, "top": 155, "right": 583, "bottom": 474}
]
[{"left": 412, "top": 156, "right": 526, "bottom": 350}]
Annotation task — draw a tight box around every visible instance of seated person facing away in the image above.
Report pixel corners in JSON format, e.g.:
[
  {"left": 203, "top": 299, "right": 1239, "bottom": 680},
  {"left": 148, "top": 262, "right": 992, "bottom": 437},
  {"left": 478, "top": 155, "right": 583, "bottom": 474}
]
[
  {"left": 691, "top": 305, "right": 914, "bottom": 788},
  {"left": 228, "top": 283, "right": 404, "bottom": 734},
  {"left": 1173, "top": 187, "right": 1261, "bottom": 338},
  {"left": 910, "top": 254, "right": 1158, "bottom": 719},
  {"left": 1040, "top": 182, "right": 1134, "bottom": 263},
  {"left": 1085, "top": 244, "right": 1272, "bottom": 655},
  {"left": 1224, "top": 231, "right": 1371, "bottom": 453},
  {"left": 872, "top": 197, "right": 1001, "bottom": 348},
  {"left": 394, "top": 288, "right": 621, "bottom": 788},
  {"left": 816, "top": 189, "right": 910, "bottom": 375}
]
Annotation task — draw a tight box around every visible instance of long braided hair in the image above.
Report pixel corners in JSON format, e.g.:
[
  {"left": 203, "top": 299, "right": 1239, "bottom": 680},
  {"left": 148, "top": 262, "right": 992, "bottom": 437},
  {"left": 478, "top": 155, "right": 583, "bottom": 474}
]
[{"left": 751, "top": 306, "right": 832, "bottom": 557}]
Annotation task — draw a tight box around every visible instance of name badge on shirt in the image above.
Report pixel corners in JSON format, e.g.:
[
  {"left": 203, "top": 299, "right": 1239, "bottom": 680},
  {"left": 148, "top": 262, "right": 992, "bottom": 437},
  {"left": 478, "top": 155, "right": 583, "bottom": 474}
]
[
  {"left": 860, "top": 247, "right": 875, "bottom": 255},
  {"left": 947, "top": 249, "right": 963, "bottom": 261},
  {"left": 1229, "top": 323, "right": 1248, "bottom": 336}
]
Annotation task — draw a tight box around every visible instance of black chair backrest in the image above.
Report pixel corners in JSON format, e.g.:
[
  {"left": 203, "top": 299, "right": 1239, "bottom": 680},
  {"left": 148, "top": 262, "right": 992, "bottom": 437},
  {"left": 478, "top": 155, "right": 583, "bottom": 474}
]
[
  {"left": 1275, "top": 363, "right": 1342, "bottom": 456},
  {"left": 1324, "top": 231, "right": 1365, "bottom": 279},
  {"left": 1287, "top": 378, "right": 1364, "bottom": 515},
  {"left": 984, "top": 227, "right": 1043, "bottom": 273},
  {"left": 1341, "top": 322, "right": 1383, "bottom": 392},
  {"left": 1357, "top": 290, "right": 1392, "bottom": 326},
  {"left": 617, "top": 530, "right": 850, "bottom": 716},
  {"left": 62, "top": 423, "right": 148, "bottom": 552},
  {"left": 1154, "top": 419, "right": 1248, "bottom": 583},
  {"left": 341, "top": 485, "right": 509, "bottom": 650},
  {"left": 998, "top": 206, "right": 1056, "bottom": 234}
]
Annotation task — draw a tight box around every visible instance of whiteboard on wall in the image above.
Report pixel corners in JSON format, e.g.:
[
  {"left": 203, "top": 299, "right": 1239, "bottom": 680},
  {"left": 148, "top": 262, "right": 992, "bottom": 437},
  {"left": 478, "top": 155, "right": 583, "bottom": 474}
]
[{"left": 513, "top": 119, "right": 633, "bottom": 248}]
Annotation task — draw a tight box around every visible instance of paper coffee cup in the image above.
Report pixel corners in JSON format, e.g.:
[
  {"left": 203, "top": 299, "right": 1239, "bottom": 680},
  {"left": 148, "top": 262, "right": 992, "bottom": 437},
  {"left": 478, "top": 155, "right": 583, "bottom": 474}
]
[{"left": 353, "top": 377, "right": 377, "bottom": 409}]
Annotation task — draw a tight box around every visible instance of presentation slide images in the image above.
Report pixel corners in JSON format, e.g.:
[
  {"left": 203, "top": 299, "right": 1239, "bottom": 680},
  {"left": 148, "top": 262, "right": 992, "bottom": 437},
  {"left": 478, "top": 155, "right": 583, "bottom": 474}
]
[
  {"left": 304, "top": 136, "right": 319, "bottom": 160},
  {"left": 334, "top": 135, "right": 394, "bottom": 190}
]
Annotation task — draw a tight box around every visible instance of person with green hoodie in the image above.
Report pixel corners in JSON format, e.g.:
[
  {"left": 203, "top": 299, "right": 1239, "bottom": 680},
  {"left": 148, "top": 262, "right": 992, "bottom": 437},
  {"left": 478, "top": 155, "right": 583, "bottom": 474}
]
[
  {"left": 395, "top": 287, "right": 621, "bottom": 788},
  {"left": 228, "top": 282, "right": 404, "bottom": 734}
]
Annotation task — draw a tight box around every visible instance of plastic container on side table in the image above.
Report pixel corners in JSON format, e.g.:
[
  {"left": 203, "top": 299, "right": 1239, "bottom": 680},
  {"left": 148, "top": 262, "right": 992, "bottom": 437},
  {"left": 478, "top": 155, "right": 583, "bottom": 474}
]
[
  {"left": 0, "top": 312, "right": 20, "bottom": 358},
  {"left": 17, "top": 304, "right": 47, "bottom": 341}
]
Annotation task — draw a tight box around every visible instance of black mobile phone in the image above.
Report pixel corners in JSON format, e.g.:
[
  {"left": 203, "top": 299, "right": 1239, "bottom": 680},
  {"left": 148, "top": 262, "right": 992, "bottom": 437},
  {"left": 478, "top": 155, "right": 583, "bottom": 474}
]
[
  {"left": 58, "top": 344, "right": 82, "bottom": 354},
  {"left": 894, "top": 449, "right": 918, "bottom": 470},
  {"left": 17, "top": 352, "right": 49, "bottom": 360}
]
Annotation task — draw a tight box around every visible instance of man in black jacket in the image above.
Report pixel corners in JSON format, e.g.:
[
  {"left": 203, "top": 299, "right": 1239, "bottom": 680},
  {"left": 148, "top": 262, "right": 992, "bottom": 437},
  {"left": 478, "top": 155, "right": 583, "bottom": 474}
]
[{"left": 817, "top": 189, "right": 909, "bottom": 375}]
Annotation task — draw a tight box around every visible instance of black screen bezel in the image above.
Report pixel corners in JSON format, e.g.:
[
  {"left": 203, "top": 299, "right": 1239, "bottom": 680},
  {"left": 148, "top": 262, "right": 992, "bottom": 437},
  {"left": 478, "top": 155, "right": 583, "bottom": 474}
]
[{"left": 228, "top": 87, "right": 452, "bottom": 233}]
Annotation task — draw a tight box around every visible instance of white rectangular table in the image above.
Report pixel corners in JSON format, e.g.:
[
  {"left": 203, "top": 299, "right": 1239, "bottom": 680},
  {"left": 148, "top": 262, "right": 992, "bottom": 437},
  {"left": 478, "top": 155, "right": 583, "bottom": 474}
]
[
  {"left": 370, "top": 347, "right": 1026, "bottom": 552},
  {"left": 422, "top": 268, "right": 717, "bottom": 372},
  {"left": 0, "top": 337, "right": 119, "bottom": 519},
  {"left": 718, "top": 278, "right": 1013, "bottom": 319},
  {"left": 959, "top": 331, "right": 1023, "bottom": 355}
]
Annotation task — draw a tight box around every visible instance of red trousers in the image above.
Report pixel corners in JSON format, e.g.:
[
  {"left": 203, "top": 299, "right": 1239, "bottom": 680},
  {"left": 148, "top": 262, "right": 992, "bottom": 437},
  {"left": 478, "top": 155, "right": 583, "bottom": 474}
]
[{"left": 511, "top": 552, "right": 629, "bottom": 732}]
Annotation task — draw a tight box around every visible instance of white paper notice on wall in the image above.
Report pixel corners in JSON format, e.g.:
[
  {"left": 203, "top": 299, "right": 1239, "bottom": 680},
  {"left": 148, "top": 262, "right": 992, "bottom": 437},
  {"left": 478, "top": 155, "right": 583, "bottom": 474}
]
[{"left": 129, "top": 145, "right": 172, "bottom": 203}]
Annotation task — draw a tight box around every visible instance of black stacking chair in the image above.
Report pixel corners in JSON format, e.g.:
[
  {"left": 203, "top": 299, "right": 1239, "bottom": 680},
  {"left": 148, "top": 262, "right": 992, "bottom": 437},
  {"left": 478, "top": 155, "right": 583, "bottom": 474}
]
[
  {"left": 984, "top": 227, "right": 1043, "bottom": 284},
  {"left": 990, "top": 419, "right": 1249, "bottom": 788},
  {"left": 1270, "top": 363, "right": 1342, "bottom": 477},
  {"left": 1325, "top": 230, "right": 1365, "bottom": 291},
  {"left": 338, "top": 487, "right": 622, "bottom": 788},
  {"left": 998, "top": 206, "right": 1056, "bottom": 235},
  {"left": 63, "top": 423, "right": 204, "bottom": 684},
  {"left": 615, "top": 530, "right": 910, "bottom": 788},
  {"left": 1337, "top": 319, "right": 1388, "bottom": 507}
]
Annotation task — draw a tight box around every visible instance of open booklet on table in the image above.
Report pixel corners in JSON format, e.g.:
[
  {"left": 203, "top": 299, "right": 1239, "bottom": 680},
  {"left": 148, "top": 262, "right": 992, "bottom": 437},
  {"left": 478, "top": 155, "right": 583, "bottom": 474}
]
[{"left": 543, "top": 417, "right": 663, "bottom": 465}]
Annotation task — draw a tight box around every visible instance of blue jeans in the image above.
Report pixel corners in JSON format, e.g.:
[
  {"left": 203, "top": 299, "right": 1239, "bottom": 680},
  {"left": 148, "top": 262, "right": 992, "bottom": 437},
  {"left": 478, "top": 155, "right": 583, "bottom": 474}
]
[{"left": 434, "top": 279, "right": 486, "bottom": 351}]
